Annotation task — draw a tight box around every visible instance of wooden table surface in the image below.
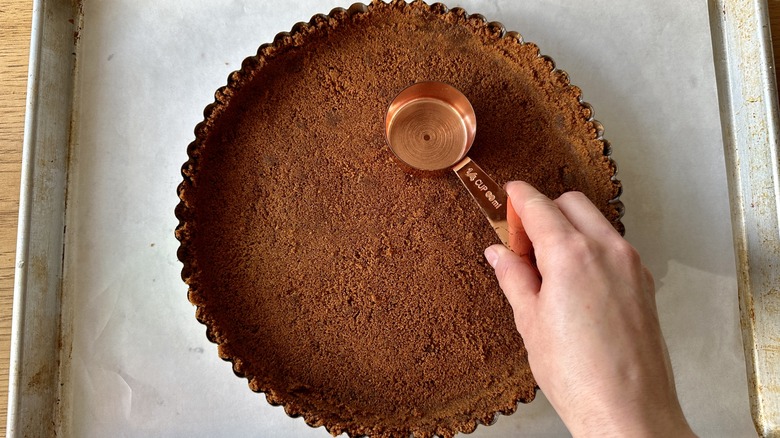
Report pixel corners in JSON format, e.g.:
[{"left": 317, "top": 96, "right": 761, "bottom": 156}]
[{"left": 2, "top": 1, "right": 780, "bottom": 436}]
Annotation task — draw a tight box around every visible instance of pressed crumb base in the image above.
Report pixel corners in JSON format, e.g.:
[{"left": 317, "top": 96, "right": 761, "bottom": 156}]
[{"left": 176, "top": 1, "right": 622, "bottom": 437}]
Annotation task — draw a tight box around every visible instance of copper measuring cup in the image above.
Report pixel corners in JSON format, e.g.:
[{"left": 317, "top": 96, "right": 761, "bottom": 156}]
[{"left": 385, "top": 81, "right": 511, "bottom": 249}]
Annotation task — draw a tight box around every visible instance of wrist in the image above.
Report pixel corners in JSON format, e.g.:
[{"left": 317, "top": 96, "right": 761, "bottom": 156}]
[{"left": 566, "top": 404, "right": 696, "bottom": 438}]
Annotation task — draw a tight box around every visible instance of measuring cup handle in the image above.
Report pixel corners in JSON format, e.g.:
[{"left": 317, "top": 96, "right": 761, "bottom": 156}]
[{"left": 452, "top": 157, "right": 511, "bottom": 249}]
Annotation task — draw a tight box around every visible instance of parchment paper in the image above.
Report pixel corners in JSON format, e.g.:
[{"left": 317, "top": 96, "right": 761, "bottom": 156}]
[{"left": 60, "top": 0, "right": 755, "bottom": 436}]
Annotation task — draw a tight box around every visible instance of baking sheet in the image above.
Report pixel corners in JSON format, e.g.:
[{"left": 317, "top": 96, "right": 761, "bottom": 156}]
[
  {"left": 710, "top": 0, "right": 780, "bottom": 434},
  {"left": 7, "top": 1, "right": 78, "bottom": 437},
  {"left": 10, "top": 0, "right": 765, "bottom": 436}
]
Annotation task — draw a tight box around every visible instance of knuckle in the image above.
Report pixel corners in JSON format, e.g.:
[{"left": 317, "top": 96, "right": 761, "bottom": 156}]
[
  {"left": 541, "top": 232, "right": 598, "bottom": 266},
  {"left": 613, "top": 238, "right": 641, "bottom": 264},
  {"left": 561, "top": 233, "right": 595, "bottom": 260},
  {"left": 524, "top": 196, "right": 555, "bottom": 212},
  {"left": 555, "top": 191, "right": 586, "bottom": 205}
]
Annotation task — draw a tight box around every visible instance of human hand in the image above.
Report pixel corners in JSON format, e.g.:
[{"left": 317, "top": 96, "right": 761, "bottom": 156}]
[{"left": 484, "top": 181, "right": 695, "bottom": 438}]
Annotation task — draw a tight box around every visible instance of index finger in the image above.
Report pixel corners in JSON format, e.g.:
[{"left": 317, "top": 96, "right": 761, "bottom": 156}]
[{"left": 505, "top": 181, "right": 577, "bottom": 248}]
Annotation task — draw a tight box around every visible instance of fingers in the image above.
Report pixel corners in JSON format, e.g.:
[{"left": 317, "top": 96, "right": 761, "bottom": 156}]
[
  {"left": 484, "top": 244, "right": 541, "bottom": 320},
  {"left": 506, "top": 197, "right": 533, "bottom": 260},
  {"left": 504, "top": 182, "right": 577, "bottom": 249},
  {"left": 553, "top": 191, "right": 621, "bottom": 241}
]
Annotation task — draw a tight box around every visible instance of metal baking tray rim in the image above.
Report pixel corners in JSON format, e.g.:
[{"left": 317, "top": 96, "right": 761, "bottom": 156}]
[{"left": 6, "top": 0, "right": 780, "bottom": 436}]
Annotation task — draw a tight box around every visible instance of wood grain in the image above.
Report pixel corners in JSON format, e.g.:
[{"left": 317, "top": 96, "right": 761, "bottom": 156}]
[
  {"left": 0, "top": 0, "right": 33, "bottom": 435},
  {"left": 0, "top": 1, "right": 779, "bottom": 437}
]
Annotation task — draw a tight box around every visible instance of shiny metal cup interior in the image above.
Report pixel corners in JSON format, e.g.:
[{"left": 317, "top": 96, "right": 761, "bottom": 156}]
[{"left": 385, "top": 81, "right": 476, "bottom": 171}]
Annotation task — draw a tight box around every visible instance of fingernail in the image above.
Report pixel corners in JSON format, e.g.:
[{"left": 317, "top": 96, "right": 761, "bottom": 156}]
[{"left": 484, "top": 247, "right": 499, "bottom": 268}]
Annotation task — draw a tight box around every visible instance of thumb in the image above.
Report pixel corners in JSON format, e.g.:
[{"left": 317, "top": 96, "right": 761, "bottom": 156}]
[{"left": 485, "top": 244, "right": 541, "bottom": 326}]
